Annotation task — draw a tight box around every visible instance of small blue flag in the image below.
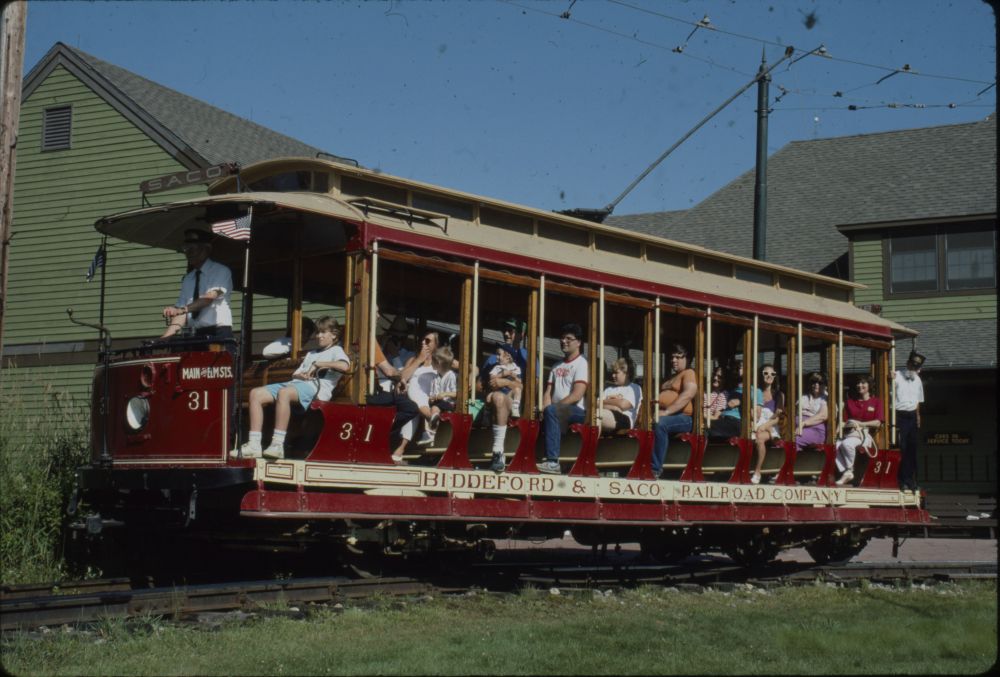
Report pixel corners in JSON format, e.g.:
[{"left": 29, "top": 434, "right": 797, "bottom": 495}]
[{"left": 85, "top": 244, "right": 106, "bottom": 282}]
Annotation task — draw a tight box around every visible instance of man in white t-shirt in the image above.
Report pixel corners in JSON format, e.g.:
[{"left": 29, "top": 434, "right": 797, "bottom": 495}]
[
  {"left": 894, "top": 350, "right": 925, "bottom": 492},
  {"left": 537, "top": 323, "right": 589, "bottom": 474}
]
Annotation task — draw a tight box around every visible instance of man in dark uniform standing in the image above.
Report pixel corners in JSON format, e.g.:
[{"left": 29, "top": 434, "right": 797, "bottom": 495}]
[{"left": 894, "top": 350, "right": 925, "bottom": 492}]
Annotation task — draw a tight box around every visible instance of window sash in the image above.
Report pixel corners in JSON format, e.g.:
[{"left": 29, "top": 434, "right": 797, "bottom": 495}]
[{"left": 945, "top": 230, "right": 996, "bottom": 290}]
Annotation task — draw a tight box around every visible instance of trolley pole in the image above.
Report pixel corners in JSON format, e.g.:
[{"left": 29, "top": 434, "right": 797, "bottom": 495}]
[{"left": 752, "top": 48, "right": 769, "bottom": 262}]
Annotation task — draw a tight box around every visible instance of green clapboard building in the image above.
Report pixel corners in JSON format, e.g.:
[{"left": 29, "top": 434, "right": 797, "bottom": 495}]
[
  {"left": 608, "top": 115, "right": 997, "bottom": 495},
  {"left": 2, "top": 43, "right": 353, "bottom": 430}
]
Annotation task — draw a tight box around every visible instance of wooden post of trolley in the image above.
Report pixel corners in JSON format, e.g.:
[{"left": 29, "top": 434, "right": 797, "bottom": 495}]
[{"left": 0, "top": 1, "right": 27, "bottom": 350}]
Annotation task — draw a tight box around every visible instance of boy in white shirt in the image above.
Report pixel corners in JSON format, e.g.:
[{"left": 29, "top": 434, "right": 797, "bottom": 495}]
[
  {"left": 233, "top": 316, "right": 350, "bottom": 460},
  {"left": 418, "top": 347, "right": 457, "bottom": 446}
]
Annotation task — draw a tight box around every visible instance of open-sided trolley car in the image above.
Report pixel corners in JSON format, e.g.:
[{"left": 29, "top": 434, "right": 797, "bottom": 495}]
[{"left": 69, "top": 157, "right": 928, "bottom": 572}]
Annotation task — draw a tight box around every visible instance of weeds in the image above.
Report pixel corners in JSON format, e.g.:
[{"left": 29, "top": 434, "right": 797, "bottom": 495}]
[{"left": 0, "top": 371, "right": 90, "bottom": 584}]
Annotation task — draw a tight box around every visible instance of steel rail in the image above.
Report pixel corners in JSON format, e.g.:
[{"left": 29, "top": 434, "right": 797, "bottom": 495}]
[
  {"left": 1, "top": 577, "right": 431, "bottom": 632},
  {"left": 3, "top": 561, "right": 993, "bottom": 632}
]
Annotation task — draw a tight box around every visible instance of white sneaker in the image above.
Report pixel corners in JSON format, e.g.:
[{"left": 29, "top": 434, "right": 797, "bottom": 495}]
[
  {"left": 262, "top": 442, "right": 285, "bottom": 460},
  {"left": 511, "top": 400, "right": 521, "bottom": 418},
  {"left": 230, "top": 442, "right": 262, "bottom": 459},
  {"left": 751, "top": 472, "right": 761, "bottom": 485},
  {"left": 835, "top": 470, "right": 854, "bottom": 486},
  {"left": 417, "top": 430, "right": 435, "bottom": 446},
  {"left": 537, "top": 460, "right": 561, "bottom": 474}
]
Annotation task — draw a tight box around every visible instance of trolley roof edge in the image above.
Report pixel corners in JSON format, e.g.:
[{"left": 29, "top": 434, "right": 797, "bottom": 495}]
[
  {"left": 209, "top": 157, "right": 866, "bottom": 291},
  {"left": 95, "top": 159, "right": 915, "bottom": 339}
]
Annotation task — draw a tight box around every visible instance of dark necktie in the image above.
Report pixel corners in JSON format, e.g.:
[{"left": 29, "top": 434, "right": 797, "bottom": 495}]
[{"left": 191, "top": 268, "right": 201, "bottom": 319}]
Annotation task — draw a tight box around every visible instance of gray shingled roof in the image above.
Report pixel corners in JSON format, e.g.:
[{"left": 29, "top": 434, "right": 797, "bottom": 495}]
[
  {"left": 607, "top": 117, "right": 997, "bottom": 277},
  {"left": 27, "top": 43, "right": 354, "bottom": 169},
  {"left": 905, "top": 319, "right": 996, "bottom": 370}
]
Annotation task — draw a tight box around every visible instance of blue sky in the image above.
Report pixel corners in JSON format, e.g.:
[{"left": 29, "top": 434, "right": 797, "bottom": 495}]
[{"left": 23, "top": 0, "right": 996, "bottom": 217}]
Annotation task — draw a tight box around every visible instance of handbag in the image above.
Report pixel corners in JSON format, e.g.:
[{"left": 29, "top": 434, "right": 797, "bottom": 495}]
[{"left": 366, "top": 391, "right": 395, "bottom": 406}]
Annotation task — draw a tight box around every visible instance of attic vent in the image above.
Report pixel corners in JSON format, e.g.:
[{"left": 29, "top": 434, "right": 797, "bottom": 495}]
[{"left": 42, "top": 106, "right": 72, "bottom": 151}]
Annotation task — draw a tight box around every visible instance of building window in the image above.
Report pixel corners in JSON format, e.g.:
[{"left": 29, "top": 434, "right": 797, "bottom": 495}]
[
  {"left": 42, "top": 106, "right": 72, "bottom": 151},
  {"left": 945, "top": 230, "right": 996, "bottom": 290},
  {"left": 889, "top": 234, "right": 937, "bottom": 293},
  {"left": 886, "top": 227, "right": 996, "bottom": 296}
]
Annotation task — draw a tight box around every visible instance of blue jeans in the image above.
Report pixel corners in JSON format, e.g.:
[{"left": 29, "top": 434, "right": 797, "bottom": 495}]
[
  {"left": 652, "top": 414, "right": 693, "bottom": 475},
  {"left": 543, "top": 404, "right": 586, "bottom": 461}
]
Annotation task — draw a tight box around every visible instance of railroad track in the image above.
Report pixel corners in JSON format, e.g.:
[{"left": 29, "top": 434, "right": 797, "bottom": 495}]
[{"left": 2, "top": 560, "right": 994, "bottom": 632}]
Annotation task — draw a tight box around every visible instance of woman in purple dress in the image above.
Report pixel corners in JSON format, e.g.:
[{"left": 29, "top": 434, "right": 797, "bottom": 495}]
[{"left": 794, "top": 372, "right": 828, "bottom": 451}]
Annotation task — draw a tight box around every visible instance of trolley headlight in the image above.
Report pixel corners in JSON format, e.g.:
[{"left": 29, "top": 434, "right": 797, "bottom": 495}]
[
  {"left": 125, "top": 397, "right": 150, "bottom": 431},
  {"left": 140, "top": 363, "right": 156, "bottom": 389}
]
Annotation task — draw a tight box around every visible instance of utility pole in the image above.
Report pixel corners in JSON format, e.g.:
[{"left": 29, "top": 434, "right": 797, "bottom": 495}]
[
  {"left": 752, "top": 48, "right": 770, "bottom": 261},
  {"left": 0, "top": 0, "right": 27, "bottom": 351}
]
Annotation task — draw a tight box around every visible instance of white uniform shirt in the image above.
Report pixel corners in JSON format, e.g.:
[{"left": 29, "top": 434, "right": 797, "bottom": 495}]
[
  {"left": 295, "top": 345, "right": 350, "bottom": 401},
  {"left": 601, "top": 384, "right": 638, "bottom": 427},
  {"left": 548, "top": 354, "right": 589, "bottom": 414},
  {"left": 894, "top": 369, "right": 924, "bottom": 412},
  {"left": 176, "top": 258, "right": 232, "bottom": 330}
]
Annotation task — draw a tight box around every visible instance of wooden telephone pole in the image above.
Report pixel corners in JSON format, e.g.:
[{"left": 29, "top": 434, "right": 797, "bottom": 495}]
[{"left": 0, "top": 0, "right": 26, "bottom": 351}]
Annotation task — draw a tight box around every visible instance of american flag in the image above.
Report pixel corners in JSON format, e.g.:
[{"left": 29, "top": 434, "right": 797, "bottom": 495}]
[
  {"left": 211, "top": 209, "right": 253, "bottom": 241},
  {"left": 85, "top": 244, "right": 106, "bottom": 282}
]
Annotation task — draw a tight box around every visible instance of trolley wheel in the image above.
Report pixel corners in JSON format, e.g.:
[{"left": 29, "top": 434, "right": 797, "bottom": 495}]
[
  {"left": 640, "top": 536, "right": 693, "bottom": 564},
  {"left": 723, "top": 533, "right": 780, "bottom": 567},
  {"left": 805, "top": 531, "right": 870, "bottom": 565}
]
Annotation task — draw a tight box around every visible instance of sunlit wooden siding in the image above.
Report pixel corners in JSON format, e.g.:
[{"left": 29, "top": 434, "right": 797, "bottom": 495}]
[
  {"left": 7, "top": 65, "right": 203, "bottom": 344},
  {"left": 852, "top": 237, "right": 997, "bottom": 322},
  {"left": 4, "top": 66, "right": 297, "bottom": 348}
]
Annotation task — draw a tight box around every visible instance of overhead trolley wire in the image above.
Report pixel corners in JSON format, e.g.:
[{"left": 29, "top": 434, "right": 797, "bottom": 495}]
[
  {"left": 502, "top": 0, "right": 754, "bottom": 77},
  {"left": 605, "top": 0, "right": 994, "bottom": 86}
]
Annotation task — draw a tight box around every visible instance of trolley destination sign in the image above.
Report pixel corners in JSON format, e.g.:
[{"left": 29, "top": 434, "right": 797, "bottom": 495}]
[{"left": 139, "top": 162, "right": 239, "bottom": 194}]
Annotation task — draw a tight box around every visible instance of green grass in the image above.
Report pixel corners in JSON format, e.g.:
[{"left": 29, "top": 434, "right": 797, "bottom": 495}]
[
  {"left": 2, "top": 582, "right": 996, "bottom": 675},
  {"left": 0, "top": 373, "right": 91, "bottom": 584}
]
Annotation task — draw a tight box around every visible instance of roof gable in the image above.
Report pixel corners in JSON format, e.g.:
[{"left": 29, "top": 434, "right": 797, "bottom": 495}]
[
  {"left": 608, "top": 117, "right": 997, "bottom": 276},
  {"left": 22, "top": 43, "right": 354, "bottom": 170}
]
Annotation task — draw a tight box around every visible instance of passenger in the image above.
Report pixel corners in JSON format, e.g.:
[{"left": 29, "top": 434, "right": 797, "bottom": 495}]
[
  {"left": 487, "top": 345, "right": 523, "bottom": 418},
  {"left": 160, "top": 229, "right": 233, "bottom": 341},
  {"left": 751, "top": 363, "right": 785, "bottom": 484},
  {"left": 650, "top": 343, "right": 698, "bottom": 477},
  {"left": 481, "top": 319, "right": 528, "bottom": 473},
  {"left": 232, "top": 316, "right": 350, "bottom": 460},
  {"left": 364, "top": 330, "right": 421, "bottom": 465},
  {"left": 380, "top": 327, "right": 414, "bottom": 387},
  {"left": 794, "top": 372, "right": 829, "bottom": 451},
  {"left": 703, "top": 365, "right": 727, "bottom": 426},
  {"left": 262, "top": 317, "right": 317, "bottom": 358},
  {"left": 536, "top": 324, "right": 589, "bottom": 475},
  {"left": 894, "top": 350, "right": 925, "bottom": 492},
  {"left": 835, "top": 375, "right": 884, "bottom": 486},
  {"left": 599, "top": 358, "right": 638, "bottom": 434},
  {"left": 708, "top": 361, "right": 743, "bottom": 440},
  {"left": 415, "top": 347, "right": 457, "bottom": 447},
  {"left": 390, "top": 330, "right": 440, "bottom": 463}
]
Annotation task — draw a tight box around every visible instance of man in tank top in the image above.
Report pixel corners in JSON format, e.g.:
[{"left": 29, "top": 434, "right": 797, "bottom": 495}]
[{"left": 651, "top": 343, "right": 698, "bottom": 476}]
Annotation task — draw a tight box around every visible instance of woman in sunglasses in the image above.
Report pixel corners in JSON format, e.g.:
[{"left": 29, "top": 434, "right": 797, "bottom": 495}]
[
  {"left": 390, "top": 331, "right": 441, "bottom": 463},
  {"left": 750, "top": 364, "right": 784, "bottom": 484}
]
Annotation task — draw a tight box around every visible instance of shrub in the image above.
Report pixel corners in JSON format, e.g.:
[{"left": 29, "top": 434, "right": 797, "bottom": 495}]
[{"left": 0, "top": 377, "right": 90, "bottom": 583}]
